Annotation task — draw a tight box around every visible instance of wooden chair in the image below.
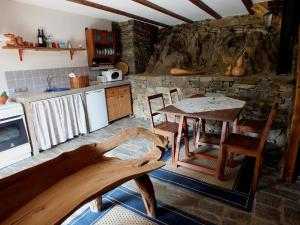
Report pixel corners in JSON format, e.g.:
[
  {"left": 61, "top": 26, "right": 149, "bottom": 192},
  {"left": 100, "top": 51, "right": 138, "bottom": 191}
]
[
  {"left": 236, "top": 119, "right": 266, "bottom": 134},
  {"left": 235, "top": 96, "right": 280, "bottom": 135},
  {"left": 168, "top": 88, "right": 199, "bottom": 146},
  {"left": 148, "top": 93, "right": 179, "bottom": 163},
  {"left": 218, "top": 102, "right": 278, "bottom": 192}
]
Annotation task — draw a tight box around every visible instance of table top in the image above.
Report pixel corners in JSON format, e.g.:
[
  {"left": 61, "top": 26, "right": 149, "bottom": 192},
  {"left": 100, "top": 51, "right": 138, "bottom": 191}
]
[{"left": 157, "top": 96, "right": 247, "bottom": 122}]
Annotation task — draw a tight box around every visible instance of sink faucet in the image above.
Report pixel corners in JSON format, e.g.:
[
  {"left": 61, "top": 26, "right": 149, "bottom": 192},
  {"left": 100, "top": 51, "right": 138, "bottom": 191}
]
[{"left": 47, "top": 75, "right": 53, "bottom": 89}]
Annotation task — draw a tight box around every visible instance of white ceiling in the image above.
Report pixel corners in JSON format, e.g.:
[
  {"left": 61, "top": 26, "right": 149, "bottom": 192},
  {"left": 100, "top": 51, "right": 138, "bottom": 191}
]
[{"left": 15, "top": 0, "right": 267, "bottom": 26}]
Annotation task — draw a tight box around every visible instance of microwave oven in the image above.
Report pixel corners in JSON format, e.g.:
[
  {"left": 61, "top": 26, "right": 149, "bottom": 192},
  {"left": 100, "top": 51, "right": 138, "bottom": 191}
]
[{"left": 101, "top": 69, "right": 123, "bottom": 82}]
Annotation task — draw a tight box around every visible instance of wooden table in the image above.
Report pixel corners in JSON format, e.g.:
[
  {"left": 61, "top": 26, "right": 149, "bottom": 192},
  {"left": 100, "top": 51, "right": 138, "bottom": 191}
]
[{"left": 157, "top": 96, "right": 246, "bottom": 178}]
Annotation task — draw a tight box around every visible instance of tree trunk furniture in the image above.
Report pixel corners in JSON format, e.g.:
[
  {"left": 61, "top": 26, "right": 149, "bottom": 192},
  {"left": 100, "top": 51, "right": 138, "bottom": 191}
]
[
  {"left": 0, "top": 128, "right": 167, "bottom": 225},
  {"left": 106, "top": 85, "right": 133, "bottom": 122}
]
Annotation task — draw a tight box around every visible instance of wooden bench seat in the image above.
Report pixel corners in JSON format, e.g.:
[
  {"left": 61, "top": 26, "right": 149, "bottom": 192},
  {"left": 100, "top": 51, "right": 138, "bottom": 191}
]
[{"left": 0, "top": 128, "right": 167, "bottom": 225}]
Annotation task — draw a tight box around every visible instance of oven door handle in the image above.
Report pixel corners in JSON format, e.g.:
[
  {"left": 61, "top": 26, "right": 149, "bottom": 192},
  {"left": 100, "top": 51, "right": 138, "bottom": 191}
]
[{"left": 0, "top": 115, "right": 23, "bottom": 124}]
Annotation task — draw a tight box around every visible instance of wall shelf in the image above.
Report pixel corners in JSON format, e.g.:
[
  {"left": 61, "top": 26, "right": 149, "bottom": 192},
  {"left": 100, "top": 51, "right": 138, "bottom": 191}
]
[{"left": 2, "top": 46, "right": 87, "bottom": 61}]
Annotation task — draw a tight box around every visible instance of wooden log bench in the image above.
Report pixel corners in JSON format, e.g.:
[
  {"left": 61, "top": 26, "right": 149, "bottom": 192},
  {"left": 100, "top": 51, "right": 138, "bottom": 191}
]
[{"left": 0, "top": 128, "right": 167, "bottom": 225}]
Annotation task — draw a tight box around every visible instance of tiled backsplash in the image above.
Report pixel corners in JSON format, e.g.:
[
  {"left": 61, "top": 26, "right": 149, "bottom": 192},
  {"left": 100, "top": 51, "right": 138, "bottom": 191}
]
[{"left": 5, "top": 67, "right": 100, "bottom": 94}]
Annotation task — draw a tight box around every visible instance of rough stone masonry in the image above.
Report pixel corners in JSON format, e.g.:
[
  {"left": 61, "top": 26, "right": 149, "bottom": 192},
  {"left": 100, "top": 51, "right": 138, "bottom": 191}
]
[{"left": 117, "top": 15, "right": 296, "bottom": 182}]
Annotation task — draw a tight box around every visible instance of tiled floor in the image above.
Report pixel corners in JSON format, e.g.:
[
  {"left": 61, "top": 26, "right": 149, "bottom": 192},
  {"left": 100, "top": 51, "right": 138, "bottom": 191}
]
[
  {"left": 0, "top": 117, "right": 299, "bottom": 225},
  {"left": 0, "top": 117, "right": 150, "bottom": 178}
]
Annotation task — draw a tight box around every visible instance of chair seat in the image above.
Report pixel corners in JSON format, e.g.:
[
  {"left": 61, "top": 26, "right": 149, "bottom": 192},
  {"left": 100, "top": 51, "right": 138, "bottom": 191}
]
[
  {"left": 223, "top": 133, "right": 261, "bottom": 156},
  {"left": 237, "top": 119, "right": 266, "bottom": 133},
  {"left": 154, "top": 121, "right": 179, "bottom": 135}
]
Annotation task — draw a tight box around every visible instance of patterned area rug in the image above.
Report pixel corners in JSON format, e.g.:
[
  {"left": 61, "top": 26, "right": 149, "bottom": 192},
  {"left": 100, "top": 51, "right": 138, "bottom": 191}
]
[
  {"left": 65, "top": 133, "right": 255, "bottom": 224},
  {"left": 114, "top": 135, "right": 255, "bottom": 211},
  {"left": 153, "top": 149, "right": 255, "bottom": 211},
  {"left": 64, "top": 187, "right": 214, "bottom": 225}
]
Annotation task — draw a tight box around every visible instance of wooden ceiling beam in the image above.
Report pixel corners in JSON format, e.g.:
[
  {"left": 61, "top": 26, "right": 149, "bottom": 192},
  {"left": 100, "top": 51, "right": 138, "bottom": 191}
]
[
  {"left": 241, "top": 0, "right": 254, "bottom": 14},
  {"left": 188, "top": 0, "right": 221, "bottom": 19},
  {"left": 67, "top": 0, "right": 170, "bottom": 28},
  {"left": 132, "top": 0, "right": 193, "bottom": 23}
]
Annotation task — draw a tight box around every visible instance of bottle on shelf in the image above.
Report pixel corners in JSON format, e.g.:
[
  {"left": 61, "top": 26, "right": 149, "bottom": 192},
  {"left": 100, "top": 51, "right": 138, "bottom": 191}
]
[
  {"left": 46, "top": 35, "right": 52, "bottom": 48},
  {"left": 41, "top": 29, "right": 46, "bottom": 47},
  {"left": 37, "top": 29, "right": 43, "bottom": 47}
]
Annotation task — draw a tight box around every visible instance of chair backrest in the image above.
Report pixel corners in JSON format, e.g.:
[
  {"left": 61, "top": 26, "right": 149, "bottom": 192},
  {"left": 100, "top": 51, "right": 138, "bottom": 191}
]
[
  {"left": 168, "top": 88, "right": 182, "bottom": 104},
  {"left": 257, "top": 101, "right": 279, "bottom": 154},
  {"left": 147, "top": 93, "right": 167, "bottom": 130}
]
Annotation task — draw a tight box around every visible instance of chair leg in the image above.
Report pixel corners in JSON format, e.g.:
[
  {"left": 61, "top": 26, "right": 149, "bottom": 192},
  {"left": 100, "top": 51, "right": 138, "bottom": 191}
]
[
  {"left": 232, "top": 118, "right": 238, "bottom": 133},
  {"left": 183, "top": 117, "right": 190, "bottom": 157},
  {"left": 170, "top": 135, "right": 176, "bottom": 164},
  {"left": 201, "top": 119, "right": 206, "bottom": 138},
  {"left": 252, "top": 157, "right": 261, "bottom": 192},
  {"left": 217, "top": 145, "right": 227, "bottom": 180},
  {"left": 196, "top": 119, "right": 201, "bottom": 147},
  {"left": 192, "top": 119, "right": 197, "bottom": 147}
]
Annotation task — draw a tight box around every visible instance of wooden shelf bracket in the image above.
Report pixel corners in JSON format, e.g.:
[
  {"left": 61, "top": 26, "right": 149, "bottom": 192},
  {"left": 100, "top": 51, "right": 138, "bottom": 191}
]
[{"left": 18, "top": 48, "right": 24, "bottom": 61}]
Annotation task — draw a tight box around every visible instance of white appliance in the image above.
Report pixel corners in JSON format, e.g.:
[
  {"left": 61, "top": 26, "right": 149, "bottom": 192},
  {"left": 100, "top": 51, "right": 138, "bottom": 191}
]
[
  {"left": 100, "top": 69, "right": 122, "bottom": 82},
  {"left": 0, "top": 102, "right": 31, "bottom": 169},
  {"left": 85, "top": 89, "right": 109, "bottom": 132}
]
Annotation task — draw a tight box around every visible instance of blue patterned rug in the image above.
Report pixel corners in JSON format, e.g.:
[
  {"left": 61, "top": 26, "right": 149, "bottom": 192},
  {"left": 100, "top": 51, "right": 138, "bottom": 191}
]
[
  {"left": 65, "top": 186, "right": 214, "bottom": 225},
  {"left": 65, "top": 135, "right": 254, "bottom": 224},
  {"left": 154, "top": 149, "right": 255, "bottom": 211}
]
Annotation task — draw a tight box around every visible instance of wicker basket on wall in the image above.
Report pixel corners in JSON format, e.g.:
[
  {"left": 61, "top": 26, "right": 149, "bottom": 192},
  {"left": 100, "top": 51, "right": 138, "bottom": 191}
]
[{"left": 69, "top": 76, "right": 89, "bottom": 89}]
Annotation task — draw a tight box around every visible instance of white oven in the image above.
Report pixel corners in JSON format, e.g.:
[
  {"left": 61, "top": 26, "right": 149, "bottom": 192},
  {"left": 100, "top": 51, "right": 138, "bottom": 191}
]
[{"left": 0, "top": 102, "right": 31, "bottom": 169}]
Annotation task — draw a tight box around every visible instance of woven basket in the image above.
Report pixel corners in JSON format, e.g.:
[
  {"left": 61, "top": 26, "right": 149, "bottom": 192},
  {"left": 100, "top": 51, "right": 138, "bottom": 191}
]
[{"left": 69, "top": 76, "right": 89, "bottom": 89}]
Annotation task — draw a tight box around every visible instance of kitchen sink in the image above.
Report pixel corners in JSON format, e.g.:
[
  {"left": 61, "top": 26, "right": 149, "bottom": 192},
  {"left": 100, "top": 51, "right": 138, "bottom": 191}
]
[{"left": 45, "top": 88, "right": 70, "bottom": 92}]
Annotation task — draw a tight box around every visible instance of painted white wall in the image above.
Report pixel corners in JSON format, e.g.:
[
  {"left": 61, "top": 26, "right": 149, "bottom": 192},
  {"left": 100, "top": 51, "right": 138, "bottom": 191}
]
[{"left": 0, "top": 0, "right": 112, "bottom": 93}]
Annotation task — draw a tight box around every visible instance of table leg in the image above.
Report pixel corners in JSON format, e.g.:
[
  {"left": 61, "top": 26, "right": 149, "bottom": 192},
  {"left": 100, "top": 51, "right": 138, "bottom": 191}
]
[
  {"left": 217, "top": 121, "right": 229, "bottom": 179},
  {"left": 232, "top": 118, "right": 238, "bottom": 133},
  {"left": 182, "top": 116, "right": 190, "bottom": 157},
  {"left": 174, "top": 116, "right": 184, "bottom": 167},
  {"left": 228, "top": 118, "right": 237, "bottom": 165},
  {"left": 201, "top": 119, "right": 207, "bottom": 140},
  {"left": 195, "top": 118, "right": 201, "bottom": 146}
]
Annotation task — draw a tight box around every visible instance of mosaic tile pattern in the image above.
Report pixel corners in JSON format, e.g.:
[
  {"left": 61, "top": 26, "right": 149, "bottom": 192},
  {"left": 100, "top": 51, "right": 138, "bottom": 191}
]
[{"left": 5, "top": 67, "right": 100, "bottom": 94}]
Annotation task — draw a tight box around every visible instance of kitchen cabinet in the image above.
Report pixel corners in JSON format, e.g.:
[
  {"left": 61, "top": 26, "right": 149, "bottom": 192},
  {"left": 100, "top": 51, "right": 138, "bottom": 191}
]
[
  {"left": 85, "top": 28, "right": 116, "bottom": 67},
  {"left": 106, "top": 85, "right": 132, "bottom": 122}
]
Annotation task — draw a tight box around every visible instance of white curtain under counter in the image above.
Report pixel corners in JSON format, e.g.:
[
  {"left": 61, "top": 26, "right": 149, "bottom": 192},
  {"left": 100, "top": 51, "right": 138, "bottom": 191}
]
[{"left": 30, "top": 94, "right": 87, "bottom": 150}]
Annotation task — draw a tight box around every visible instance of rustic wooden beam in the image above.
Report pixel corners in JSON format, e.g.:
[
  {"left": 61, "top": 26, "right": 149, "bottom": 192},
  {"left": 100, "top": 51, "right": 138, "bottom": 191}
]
[
  {"left": 188, "top": 0, "right": 221, "bottom": 19},
  {"left": 67, "top": 0, "right": 170, "bottom": 28},
  {"left": 241, "top": 0, "right": 254, "bottom": 14},
  {"left": 276, "top": 0, "right": 299, "bottom": 74},
  {"left": 283, "top": 26, "right": 300, "bottom": 182},
  {"left": 132, "top": 0, "right": 193, "bottom": 23}
]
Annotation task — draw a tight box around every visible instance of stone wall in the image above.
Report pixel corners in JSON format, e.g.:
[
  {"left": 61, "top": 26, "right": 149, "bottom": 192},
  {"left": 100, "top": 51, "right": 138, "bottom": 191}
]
[
  {"left": 127, "top": 73, "right": 294, "bottom": 146},
  {"left": 112, "top": 20, "right": 158, "bottom": 74},
  {"left": 146, "top": 15, "right": 279, "bottom": 75}
]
